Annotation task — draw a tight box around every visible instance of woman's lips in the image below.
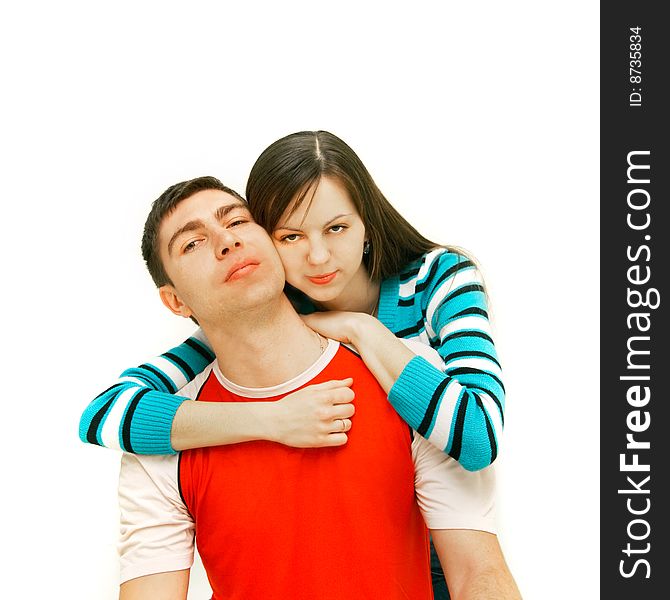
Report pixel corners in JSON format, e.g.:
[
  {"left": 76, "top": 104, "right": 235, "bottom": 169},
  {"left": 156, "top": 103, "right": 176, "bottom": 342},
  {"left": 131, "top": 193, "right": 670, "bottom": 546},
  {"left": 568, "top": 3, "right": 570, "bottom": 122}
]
[{"left": 307, "top": 271, "right": 337, "bottom": 285}]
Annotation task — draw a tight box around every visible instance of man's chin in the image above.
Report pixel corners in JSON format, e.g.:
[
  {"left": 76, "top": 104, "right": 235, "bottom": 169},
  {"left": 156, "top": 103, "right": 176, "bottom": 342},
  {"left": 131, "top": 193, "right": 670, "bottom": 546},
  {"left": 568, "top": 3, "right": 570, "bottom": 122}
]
[{"left": 223, "top": 279, "right": 286, "bottom": 316}]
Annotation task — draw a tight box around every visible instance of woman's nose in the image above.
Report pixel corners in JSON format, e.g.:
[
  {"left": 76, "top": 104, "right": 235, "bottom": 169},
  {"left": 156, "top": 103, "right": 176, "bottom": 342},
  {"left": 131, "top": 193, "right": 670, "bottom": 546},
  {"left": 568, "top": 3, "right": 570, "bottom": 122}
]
[{"left": 307, "top": 239, "right": 330, "bottom": 265}]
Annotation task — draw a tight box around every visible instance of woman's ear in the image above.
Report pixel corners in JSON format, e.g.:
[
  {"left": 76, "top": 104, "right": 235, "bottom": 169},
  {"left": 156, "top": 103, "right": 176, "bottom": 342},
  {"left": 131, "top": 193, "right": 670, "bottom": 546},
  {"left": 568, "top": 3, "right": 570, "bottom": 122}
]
[{"left": 159, "top": 285, "right": 193, "bottom": 319}]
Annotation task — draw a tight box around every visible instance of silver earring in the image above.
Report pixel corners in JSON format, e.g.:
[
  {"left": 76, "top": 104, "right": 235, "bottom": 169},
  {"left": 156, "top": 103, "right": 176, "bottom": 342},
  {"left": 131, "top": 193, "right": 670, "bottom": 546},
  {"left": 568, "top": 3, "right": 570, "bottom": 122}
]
[{"left": 363, "top": 240, "right": 370, "bottom": 255}]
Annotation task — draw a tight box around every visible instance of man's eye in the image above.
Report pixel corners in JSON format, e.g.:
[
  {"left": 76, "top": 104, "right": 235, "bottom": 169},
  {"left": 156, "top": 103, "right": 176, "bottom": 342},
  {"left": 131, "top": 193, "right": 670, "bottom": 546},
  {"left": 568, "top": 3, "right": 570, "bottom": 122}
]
[
  {"left": 229, "top": 219, "right": 248, "bottom": 228},
  {"left": 183, "top": 240, "right": 201, "bottom": 253}
]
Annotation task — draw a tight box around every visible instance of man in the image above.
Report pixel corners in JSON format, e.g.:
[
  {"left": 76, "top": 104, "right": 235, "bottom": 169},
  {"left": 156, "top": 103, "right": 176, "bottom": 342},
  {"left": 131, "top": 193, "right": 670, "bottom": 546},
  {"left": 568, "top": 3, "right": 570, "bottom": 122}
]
[{"left": 118, "top": 176, "right": 521, "bottom": 599}]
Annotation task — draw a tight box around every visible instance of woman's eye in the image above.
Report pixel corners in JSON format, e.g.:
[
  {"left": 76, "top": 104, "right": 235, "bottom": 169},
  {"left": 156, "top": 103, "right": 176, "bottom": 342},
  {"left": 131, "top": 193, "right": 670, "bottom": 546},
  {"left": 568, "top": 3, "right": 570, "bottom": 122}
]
[
  {"left": 281, "top": 234, "right": 301, "bottom": 242},
  {"left": 329, "top": 225, "right": 346, "bottom": 233}
]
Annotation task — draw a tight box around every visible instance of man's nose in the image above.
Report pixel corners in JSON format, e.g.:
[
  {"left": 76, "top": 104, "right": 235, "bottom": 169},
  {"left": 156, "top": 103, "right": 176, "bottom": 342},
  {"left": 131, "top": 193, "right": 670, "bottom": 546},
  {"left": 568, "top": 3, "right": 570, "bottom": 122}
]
[{"left": 215, "top": 228, "right": 243, "bottom": 258}]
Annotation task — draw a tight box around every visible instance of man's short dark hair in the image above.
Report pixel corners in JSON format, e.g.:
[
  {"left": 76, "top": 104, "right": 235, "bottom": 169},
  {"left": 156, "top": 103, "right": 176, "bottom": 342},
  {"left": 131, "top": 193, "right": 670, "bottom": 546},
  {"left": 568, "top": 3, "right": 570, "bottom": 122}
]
[{"left": 141, "top": 176, "right": 246, "bottom": 288}]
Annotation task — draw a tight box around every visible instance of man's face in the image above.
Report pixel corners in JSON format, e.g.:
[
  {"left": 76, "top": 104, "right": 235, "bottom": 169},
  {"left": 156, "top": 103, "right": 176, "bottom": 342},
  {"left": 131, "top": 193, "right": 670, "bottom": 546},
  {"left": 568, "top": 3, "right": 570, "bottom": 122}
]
[{"left": 158, "top": 189, "right": 286, "bottom": 325}]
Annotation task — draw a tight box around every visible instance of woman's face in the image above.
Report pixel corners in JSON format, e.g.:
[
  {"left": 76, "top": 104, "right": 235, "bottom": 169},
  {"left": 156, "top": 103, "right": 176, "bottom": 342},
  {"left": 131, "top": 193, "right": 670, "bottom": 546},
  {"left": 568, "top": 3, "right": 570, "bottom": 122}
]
[{"left": 272, "top": 176, "right": 370, "bottom": 309}]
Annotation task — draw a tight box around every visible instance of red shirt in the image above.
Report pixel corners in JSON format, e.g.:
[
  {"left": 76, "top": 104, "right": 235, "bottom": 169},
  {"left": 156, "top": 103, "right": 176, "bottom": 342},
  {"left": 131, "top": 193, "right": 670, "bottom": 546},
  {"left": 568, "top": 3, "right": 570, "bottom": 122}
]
[{"left": 179, "top": 346, "right": 432, "bottom": 599}]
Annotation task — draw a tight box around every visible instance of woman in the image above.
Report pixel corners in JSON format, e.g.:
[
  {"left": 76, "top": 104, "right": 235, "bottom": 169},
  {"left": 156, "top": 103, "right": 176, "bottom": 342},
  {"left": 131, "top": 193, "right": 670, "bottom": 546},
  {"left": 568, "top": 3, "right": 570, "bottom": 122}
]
[
  {"left": 80, "top": 131, "right": 503, "bottom": 470},
  {"left": 80, "top": 131, "right": 506, "bottom": 598}
]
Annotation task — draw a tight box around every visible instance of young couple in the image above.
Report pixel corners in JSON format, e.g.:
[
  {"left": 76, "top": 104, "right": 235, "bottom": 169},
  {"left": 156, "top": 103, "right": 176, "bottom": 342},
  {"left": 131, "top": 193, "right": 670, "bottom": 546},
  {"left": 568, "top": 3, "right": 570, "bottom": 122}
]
[{"left": 81, "top": 131, "right": 520, "bottom": 599}]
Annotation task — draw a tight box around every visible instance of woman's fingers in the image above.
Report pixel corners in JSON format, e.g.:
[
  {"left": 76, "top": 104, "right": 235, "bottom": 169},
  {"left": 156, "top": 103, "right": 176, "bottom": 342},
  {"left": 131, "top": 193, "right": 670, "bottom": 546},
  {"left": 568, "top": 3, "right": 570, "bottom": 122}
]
[{"left": 329, "top": 418, "right": 352, "bottom": 433}]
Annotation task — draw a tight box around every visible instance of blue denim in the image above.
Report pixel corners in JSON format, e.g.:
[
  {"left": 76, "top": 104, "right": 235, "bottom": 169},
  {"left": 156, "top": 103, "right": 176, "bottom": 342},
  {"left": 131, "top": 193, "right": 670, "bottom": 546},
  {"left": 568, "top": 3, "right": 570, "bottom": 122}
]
[{"left": 430, "top": 538, "right": 450, "bottom": 600}]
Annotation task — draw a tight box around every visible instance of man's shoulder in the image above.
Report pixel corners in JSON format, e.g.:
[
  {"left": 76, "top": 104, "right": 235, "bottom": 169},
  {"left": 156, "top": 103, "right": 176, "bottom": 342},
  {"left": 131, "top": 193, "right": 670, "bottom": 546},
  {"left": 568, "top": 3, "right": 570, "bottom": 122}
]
[
  {"left": 179, "top": 361, "right": 217, "bottom": 399},
  {"left": 120, "top": 451, "right": 181, "bottom": 501}
]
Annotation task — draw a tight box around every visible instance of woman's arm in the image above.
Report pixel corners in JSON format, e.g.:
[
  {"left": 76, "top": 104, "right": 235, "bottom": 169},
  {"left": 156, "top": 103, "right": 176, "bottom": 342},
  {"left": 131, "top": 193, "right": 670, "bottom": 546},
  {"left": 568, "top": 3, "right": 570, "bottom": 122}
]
[
  {"left": 302, "top": 251, "right": 505, "bottom": 471},
  {"left": 171, "top": 379, "right": 355, "bottom": 451},
  {"left": 79, "top": 331, "right": 214, "bottom": 454},
  {"left": 79, "top": 330, "right": 355, "bottom": 454}
]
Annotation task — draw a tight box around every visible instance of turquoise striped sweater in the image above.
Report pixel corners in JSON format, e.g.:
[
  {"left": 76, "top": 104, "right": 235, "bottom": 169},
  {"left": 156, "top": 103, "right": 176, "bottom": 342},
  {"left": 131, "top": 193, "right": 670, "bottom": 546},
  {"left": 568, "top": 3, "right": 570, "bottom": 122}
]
[{"left": 79, "top": 249, "right": 504, "bottom": 471}]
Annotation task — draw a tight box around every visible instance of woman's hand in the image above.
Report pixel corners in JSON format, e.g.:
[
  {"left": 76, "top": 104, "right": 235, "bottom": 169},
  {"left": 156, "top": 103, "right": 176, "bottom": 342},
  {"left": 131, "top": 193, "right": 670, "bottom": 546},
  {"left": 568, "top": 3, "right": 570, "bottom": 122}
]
[
  {"left": 303, "top": 311, "right": 415, "bottom": 394},
  {"left": 301, "top": 311, "right": 376, "bottom": 347},
  {"left": 270, "top": 378, "right": 356, "bottom": 447}
]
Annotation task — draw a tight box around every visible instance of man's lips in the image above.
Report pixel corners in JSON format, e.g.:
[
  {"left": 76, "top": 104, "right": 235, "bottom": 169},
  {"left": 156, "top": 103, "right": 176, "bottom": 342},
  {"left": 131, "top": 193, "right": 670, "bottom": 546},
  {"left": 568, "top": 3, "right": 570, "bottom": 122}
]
[
  {"left": 307, "top": 271, "right": 337, "bottom": 285},
  {"left": 225, "top": 259, "right": 260, "bottom": 282}
]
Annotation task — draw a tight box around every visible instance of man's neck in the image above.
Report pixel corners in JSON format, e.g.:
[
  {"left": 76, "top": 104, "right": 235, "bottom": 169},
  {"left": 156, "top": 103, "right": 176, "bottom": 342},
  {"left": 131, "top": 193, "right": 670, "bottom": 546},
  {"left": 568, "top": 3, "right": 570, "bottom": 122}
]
[{"left": 202, "top": 295, "right": 325, "bottom": 388}]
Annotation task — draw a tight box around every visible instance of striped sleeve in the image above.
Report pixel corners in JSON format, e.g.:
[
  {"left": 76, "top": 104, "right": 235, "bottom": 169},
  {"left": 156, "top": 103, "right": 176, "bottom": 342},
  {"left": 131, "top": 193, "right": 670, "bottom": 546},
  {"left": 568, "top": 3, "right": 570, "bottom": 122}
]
[
  {"left": 78, "top": 330, "right": 215, "bottom": 455},
  {"left": 388, "top": 250, "right": 504, "bottom": 471}
]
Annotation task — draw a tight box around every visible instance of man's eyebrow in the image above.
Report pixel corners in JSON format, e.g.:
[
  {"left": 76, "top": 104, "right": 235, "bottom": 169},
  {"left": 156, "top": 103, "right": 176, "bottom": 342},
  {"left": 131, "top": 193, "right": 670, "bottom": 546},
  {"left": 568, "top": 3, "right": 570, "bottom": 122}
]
[
  {"left": 275, "top": 213, "right": 353, "bottom": 232},
  {"left": 167, "top": 202, "right": 250, "bottom": 255},
  {"left": 215, "top": 201, "right": 249, "bottom": 222},
  {"left": 167, "top": 219, "right": 205, "bottom": 255}
]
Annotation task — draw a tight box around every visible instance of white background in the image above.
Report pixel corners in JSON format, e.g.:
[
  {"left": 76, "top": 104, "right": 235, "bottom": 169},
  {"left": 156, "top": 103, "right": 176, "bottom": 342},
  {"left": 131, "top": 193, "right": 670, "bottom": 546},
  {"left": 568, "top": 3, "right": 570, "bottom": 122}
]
[{"left": 1, "top": 2, "right": 599, "bottom": 598}]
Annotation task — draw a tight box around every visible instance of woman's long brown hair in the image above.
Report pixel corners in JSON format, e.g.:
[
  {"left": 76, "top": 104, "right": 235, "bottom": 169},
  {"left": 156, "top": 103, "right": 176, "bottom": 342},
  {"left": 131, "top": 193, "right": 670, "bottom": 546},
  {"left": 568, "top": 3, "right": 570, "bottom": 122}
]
[{"left": 246, "top": 130, "right": 443, "bottom": 281}]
